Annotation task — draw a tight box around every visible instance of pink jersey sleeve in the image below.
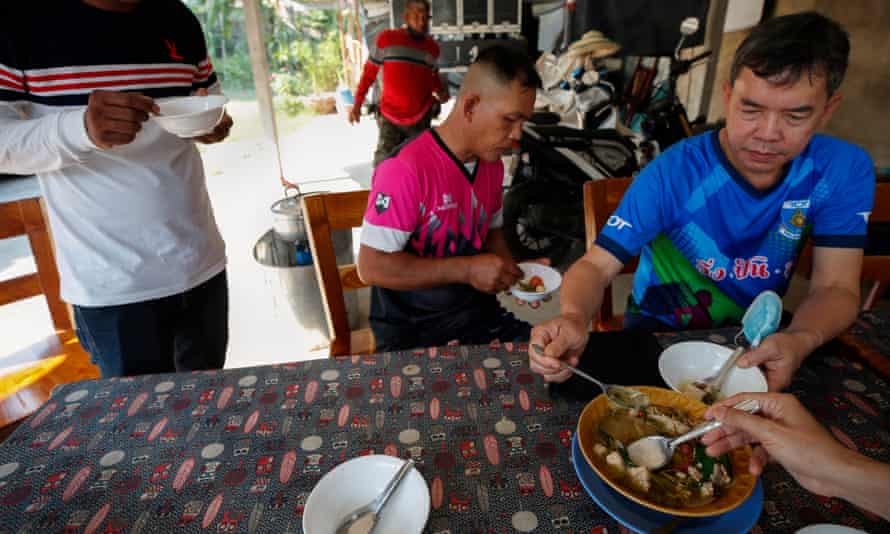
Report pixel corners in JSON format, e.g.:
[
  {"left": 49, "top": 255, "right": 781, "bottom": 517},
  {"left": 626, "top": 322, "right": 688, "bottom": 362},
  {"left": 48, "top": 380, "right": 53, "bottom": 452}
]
[{"left": 360, "top": 158, "right": 422, "bottom": 253}]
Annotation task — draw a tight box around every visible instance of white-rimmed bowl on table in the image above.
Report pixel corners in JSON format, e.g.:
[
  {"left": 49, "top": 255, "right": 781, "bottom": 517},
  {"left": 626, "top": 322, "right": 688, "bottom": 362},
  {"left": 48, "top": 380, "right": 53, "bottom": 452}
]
[
  {"left": 153, "top": 95, "right": 229, "bottom": 137},
  {"left": 303, "top": 454, "right": 430, "bottom": 534},
  {"left": 659, "top": 341, "right": 768, "bottom": 400},
  {"left": 796, "top": 525, "right": 868, "bottom": 534},
  {"left": 510, "top": 262, "right": 562, "bottom": 302}
]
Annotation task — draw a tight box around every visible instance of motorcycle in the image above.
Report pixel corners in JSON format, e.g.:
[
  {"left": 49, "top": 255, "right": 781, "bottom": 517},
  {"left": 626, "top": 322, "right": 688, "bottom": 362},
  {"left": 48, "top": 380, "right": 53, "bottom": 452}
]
[
  {"left": 640, "top": 17, "right": 713, "bottom": 150},
  {"left": 502, "top": 63, "right": 641, "bottom": 266},
  {"left": 503, "top": 17, "right": 709, "bottom": 267},
  {"left": 502, "top": 116, "right": 639, "bottom": 267}
]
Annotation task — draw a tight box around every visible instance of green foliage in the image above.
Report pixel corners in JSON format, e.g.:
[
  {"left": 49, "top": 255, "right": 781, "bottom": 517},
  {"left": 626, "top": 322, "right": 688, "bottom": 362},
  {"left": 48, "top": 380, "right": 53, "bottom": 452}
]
[
  {"left": 290, "top": 29, "right": 342, "bottom": 95},
  {"left": 275, "top": 94, "right": 307, "bottom": 117},
  {"left": 182, "top": 0, "right": 343, "bottom": 96},
  {"left": 216, "top": 53, "right": 254, "bottom": 90}
]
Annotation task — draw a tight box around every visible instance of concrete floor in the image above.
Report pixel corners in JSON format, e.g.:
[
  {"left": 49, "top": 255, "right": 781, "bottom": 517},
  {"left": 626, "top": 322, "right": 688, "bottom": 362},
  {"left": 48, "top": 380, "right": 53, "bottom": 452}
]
[{"left": 199, "top": 111, "right": 380, "bottom": 367}]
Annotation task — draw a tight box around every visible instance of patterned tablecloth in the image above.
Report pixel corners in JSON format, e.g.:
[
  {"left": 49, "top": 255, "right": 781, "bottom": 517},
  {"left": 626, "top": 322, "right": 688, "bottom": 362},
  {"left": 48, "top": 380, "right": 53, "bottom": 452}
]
[
  {"left": 841, "top": 309, "right": 890, "bottom": 379},
  {"left": 0, "top": 333, "right": 888, "bottom": 533}
]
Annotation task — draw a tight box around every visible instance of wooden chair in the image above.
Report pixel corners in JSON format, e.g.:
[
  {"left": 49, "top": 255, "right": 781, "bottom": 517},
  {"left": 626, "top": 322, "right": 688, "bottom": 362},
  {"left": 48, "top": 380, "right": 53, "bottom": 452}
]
[
  {"left": 1, "top": 198, "right": 72, "bottom": 334},
  {"left": 302, "top": 190, "right": 374, "bottom": 356},
  {"left": 0, "top": 196, "right": 99, "bottom": 436},
  {"left": 862, "top": 182, "right": 890, "bottom": 309},
  {"left": 796, "top": 181, "right": 890, "bottom": 310},
  {"left": 582, "top": 178, "right": 637, "bottom": 330}
]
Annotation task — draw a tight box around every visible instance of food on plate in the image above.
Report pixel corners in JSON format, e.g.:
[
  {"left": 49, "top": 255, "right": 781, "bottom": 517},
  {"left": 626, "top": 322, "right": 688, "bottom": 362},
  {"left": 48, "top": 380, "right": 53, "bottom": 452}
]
[
  {"left": 592, "top": 403, "right": 733, "bottom": 508},
  {"left": 517, "top": 275, "right": 545, "bottom": 293},
  {"left": 680, "top": 381, "right": 721, "bottom": 404}
]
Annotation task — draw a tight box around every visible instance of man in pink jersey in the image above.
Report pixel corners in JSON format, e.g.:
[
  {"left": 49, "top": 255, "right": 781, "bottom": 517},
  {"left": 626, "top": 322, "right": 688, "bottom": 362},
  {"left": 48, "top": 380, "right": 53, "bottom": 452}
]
[{"left": 358, "top": 46, "right": 540, "bottom": 351}]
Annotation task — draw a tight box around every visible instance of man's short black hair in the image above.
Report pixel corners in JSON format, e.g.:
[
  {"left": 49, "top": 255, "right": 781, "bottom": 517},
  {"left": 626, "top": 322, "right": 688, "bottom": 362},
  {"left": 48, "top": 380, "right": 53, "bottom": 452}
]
[
  {"left": 405, "top": 0, "right": 430, "bottom": 11},
  {"left": 473, "top": 45, "right": 542, "bottom": 90},
  {"left": 730, "top": 11, "right": 849, "bottom": 96}
]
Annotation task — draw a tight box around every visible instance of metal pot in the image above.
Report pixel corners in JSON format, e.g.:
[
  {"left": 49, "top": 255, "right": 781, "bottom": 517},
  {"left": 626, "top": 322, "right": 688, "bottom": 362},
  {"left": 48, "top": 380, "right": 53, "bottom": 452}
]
[{"left": 270, "top": 194, "right": 306, "bottom": 243}]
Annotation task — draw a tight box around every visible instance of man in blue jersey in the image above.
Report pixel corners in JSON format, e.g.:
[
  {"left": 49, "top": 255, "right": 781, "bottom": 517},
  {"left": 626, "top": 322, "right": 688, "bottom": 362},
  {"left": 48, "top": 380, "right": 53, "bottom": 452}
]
[{"left": 530, "top": 12, "right": 875, "bottom": 392}]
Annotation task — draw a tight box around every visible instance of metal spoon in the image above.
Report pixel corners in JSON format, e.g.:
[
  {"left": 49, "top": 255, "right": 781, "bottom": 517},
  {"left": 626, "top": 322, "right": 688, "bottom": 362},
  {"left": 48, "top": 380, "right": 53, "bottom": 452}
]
[
  {"left": 694, "top": 345, "right": 746, "bottom": 404},
  {"left": 531, "top": 344, "right": 649, "bottom": 409},
  {"left": 626, "top": 399, "right": 760, "bottom": 470},
  {"left": 334, "top": 459, "right": 414, "bottom": 534},
  {"left": 685, "top": 290, "right": 783, "bottom": 403}
]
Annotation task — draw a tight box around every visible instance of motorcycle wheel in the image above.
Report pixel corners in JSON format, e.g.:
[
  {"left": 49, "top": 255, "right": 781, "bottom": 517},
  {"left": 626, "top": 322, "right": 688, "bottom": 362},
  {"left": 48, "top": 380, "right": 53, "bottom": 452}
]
[{"left": 502, "top": 180, "right": 579, "bottom": 267}]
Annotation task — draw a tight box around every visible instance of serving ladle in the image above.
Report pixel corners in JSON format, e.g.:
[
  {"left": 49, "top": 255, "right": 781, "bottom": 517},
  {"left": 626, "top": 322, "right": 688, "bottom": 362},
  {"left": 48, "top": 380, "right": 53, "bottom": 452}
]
[
  {"left": 627, "top": 399, "right": 760, "bottom": 470},
  {"left": 690, "top": 290, "right": 782, "bottom": 404},
  {"left": 532, "top": 344, "right": 649, "bottom": 410}
]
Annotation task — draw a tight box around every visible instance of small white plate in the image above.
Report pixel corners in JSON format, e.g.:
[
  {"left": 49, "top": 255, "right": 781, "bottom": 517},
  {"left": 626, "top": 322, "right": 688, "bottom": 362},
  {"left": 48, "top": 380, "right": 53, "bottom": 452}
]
[
  {"left": 153, "top": 95, "right": 228, "bottom": 138},
  {"left": 303, "top": 455, "right": 429, "bottom": 534},
  {"left": 796, "top": 525, "right": 868, "bottom": 534},
  {"left": 659, "top": 341, "right": 768, "bottom": 400},
  {"left": 511, "top": 262, "right": 562, "bottom": 302}
]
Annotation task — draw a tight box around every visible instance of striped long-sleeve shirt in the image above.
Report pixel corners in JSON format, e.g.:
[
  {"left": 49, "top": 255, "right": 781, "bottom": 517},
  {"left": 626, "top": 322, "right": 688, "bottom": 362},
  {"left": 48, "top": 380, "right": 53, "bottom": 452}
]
[
  {"left": 354, "top": 28, "right": 444, "bottom": 126},
  {"left": 0, "top": 0, "right": 226, "bottom": 307}
]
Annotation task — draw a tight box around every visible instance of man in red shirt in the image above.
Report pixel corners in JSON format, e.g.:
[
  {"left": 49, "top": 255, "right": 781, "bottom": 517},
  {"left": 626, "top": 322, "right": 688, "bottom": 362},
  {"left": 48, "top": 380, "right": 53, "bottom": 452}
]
[{"left": 349, "top": 0, "right": 449, "bottom": 166}]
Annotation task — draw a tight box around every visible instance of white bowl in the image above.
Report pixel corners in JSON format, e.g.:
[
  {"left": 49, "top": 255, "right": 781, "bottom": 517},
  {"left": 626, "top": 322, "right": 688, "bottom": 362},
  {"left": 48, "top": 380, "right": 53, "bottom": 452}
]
[
  {"left": 303, "top": 455, "right": 429, "bottom": 534},
  {"left": 511, "top": 262, "right": 562, "bottom": 302},
  {"left": 153, "top": 95, "right": 229, "bottom": 137},
  {"left": 796, "top": 525, "right": 868, "bottom": 534},
  {"left": 659, "top": 341, "right": 768, "bottom": 400}
]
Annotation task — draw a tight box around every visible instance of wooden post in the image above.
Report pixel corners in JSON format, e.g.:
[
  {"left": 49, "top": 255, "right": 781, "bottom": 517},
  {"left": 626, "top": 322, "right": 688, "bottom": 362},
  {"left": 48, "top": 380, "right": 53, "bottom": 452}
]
[
  {"left": 353, "top": 0, "right": 363, "bottom": 45},
  {"left": 242, "top": 0, "right": 278, "bottom": 141},
  {"left": 337, "top": 0, "right": 350, "bottom": 85},
  {"left": 700, "top": 0, "right": 729, "bottom": 122}
]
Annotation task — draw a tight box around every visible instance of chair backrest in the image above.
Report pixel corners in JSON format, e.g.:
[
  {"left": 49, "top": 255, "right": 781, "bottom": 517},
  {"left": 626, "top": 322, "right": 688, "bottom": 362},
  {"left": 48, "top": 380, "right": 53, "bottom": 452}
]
[
  {"left": 302, "top": 190, "right": 370, "bottom": 356},
  {"left": 861, "top": 181, "right": 890, "bottom": 281},
  {"left": 869, "top": 181, "right": 890, "bottom": 223},
  {"left": 582, "top": 178, "right": 636, "bottom": 325},
  {"left": 796, "top": 181, "right": 890, "bottom": 278},
  {"left": 0, "top": 197, "right": 72, "bottom": 335}
]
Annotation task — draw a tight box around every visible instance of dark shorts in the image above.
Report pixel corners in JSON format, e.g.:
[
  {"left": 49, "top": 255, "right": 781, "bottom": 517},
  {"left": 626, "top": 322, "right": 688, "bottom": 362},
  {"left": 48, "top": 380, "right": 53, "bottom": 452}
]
[
  {"left": 373, "top": 105, "right": 436, "bottom": 167},
  {"left": 74, "top": 271, "right": 228, "bottom": 377}
]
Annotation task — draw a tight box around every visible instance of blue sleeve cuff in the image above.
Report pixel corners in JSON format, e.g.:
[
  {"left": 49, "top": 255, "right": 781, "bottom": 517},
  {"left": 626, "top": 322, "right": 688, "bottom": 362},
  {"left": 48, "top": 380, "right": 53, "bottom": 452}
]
[
  {"left": 811, "top": 234, "right": 867, "bottom": 248},
  {"left": 594, "top": 234, "right": 635, "bottom": 264}
]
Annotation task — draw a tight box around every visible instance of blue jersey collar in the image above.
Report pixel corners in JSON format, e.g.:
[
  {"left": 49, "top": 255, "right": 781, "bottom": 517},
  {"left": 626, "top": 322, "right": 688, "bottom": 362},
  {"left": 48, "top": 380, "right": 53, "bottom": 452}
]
[{"left": 710, "top": 130, "right": 792, "bottom": 198}]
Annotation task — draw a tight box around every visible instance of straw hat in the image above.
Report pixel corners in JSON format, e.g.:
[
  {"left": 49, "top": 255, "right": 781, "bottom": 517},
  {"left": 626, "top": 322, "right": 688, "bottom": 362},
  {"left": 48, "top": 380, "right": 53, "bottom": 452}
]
[{"left": 568, "top": 30, "right": 621, "bottom": 59}]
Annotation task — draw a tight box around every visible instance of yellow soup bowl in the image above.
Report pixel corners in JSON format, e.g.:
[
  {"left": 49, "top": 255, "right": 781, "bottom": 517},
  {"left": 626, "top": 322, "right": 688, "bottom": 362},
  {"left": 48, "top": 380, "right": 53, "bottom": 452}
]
[{"left": 576, "top": 385, "right": 758, "bottom": 517}]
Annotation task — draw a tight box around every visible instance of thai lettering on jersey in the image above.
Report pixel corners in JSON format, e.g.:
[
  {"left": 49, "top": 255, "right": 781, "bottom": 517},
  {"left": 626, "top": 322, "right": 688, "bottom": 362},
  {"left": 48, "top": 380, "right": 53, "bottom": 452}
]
[{"left": 696, "top": 255, "right": 796, "bottom": 282}]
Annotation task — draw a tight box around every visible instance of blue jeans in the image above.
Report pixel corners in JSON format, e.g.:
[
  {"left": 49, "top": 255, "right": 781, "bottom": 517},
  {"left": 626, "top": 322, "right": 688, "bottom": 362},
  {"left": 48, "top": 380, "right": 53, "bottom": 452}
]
[{"left": 74, "top": 271, "right": 228, "bottom": 377}]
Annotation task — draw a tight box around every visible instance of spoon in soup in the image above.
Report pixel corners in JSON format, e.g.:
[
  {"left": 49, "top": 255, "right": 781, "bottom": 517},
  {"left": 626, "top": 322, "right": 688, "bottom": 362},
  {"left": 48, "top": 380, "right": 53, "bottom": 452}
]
[
  {"left": 686, "top": 290, "right": 782, "bottom": 404},
  {"left": 626, "top": 399, "right": 760, "bottom": 470},
  {"left": 531, "top": 344, "right": 649, "bottom": 410}
]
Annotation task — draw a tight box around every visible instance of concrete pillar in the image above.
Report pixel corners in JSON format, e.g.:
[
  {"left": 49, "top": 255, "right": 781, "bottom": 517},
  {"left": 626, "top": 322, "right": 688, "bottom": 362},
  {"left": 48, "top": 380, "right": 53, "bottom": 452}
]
[{"left": 242, "top": 0, "right": 279, "bottom": 143}]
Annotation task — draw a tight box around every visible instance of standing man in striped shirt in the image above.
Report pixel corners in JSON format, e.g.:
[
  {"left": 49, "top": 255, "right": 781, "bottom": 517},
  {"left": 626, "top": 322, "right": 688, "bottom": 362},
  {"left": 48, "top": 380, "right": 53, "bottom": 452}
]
[
  {"left": 349, "top": 0, "right": 450, "bottom": 167},
  {"left": 0, "top": 0, "right": 233, "bottom": 377}
]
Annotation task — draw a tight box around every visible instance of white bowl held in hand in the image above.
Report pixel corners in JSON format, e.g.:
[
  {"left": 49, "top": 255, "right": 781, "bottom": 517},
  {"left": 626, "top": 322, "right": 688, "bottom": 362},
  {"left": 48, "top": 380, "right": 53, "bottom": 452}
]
[
  {"left": 511, "top": 262, "right": 562, "bottom": 302},
  {"left": 153, "top": 95, "right": 229, "bottom": 138},
  {"left": 659, "top": 341, "right": 768, "bottom": 400},
  {"left": 303, "top": 454, "right": 430, "bottom": 534}
]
